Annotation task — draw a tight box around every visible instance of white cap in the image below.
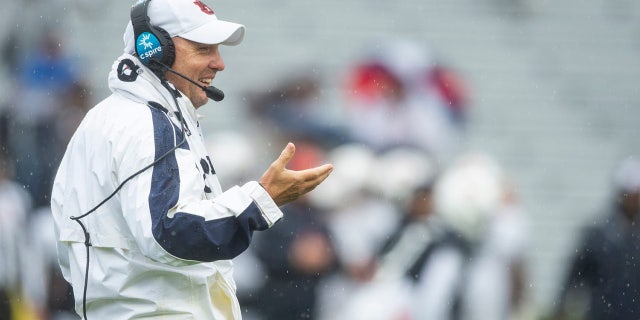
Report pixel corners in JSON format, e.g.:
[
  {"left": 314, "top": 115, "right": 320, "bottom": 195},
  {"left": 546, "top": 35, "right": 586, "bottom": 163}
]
[
  {"left": 124, "top": 0, "right": 245, "bottom": 54},
  {"left": 370, "top": 147, "right": 437, "bottom": 203},
  {"left": 434, "top": 153, "right": 504, "bottom": 242},
  {"left": 308, "top": 143, "right": 377, "bottom": 210},
  {"left": 613, "top": 157, "right": 640, "bottom": 192}
]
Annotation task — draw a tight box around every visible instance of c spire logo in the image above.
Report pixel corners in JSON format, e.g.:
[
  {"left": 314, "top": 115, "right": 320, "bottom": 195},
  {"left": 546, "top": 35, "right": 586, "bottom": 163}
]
[
  {"left": 136, "top": 32, "right": 163, "bottom": 64},
  {"left": 138, "top": 33, "right": 154, "bottom": 50},
  {"left": 193, "top": 0, "right": 214, "bottom": 15}
]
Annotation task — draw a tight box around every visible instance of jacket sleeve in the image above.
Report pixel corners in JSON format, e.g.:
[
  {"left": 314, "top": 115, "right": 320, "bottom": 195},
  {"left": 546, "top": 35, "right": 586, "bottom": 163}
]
[{"left": 118, "top": 105, "right": 283, "bottom": 265}]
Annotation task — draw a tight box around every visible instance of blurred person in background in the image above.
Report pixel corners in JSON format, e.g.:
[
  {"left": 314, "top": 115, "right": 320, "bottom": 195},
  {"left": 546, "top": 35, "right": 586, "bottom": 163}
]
[
  {"left": 246, "top": 71, "right": 349, "bottom": 149},
  {"left": 5, "top": 30, "right": 80, "bottom": 207},
  {"left": 0, "top": 153, "right": 34, "bottom": 319},
  {"left": 50, "top": 0, "right": 333, "bottom": 318},
  {"left": 309, "top": 144, "right": 401, "bottom": 320},
  {"left": 23, "top": 207, "right": 76, "bottom": 320},
  {"left": 343, "top": 39, "right": 469, "bottom": 162},
  {"left": 250, "top": 141, "right": 338, "bottom": 320},
  {"left": 315, "top": 146, "right": 438, "bottom": 320},
  {"left": 0, "top": 24, "right": 88, "bottom": 320},
  {"left": 551, "top": 156, "right": 640, "bottom": 320},
  {"left": 332, "top": 149, "right": 442, "bottom": 320},
  {"left": 408, "top": 153, "right": 530, "bottom": 320},
  {"left": 375, "top": 180, "right": 442, "bottom": 284},
  {"left": 322, "top": 151, "right": 530, "bottom": 320},
  {"left": 461, "top": 175, "right": 531, "bottom": 320},
  {"left": 53, "top": 82, "right": 92, "bottom": 154}
]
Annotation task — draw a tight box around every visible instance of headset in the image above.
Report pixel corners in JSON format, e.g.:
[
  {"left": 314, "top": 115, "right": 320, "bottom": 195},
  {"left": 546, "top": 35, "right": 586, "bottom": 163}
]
[
  {"left": 130, "top": 0, "right": 175, "bottom": 74},
  {"left": 130, "top": 0, "right": 224, "bottom": 101},
  {"left": 68, "top": 1, "right": 189, "bottom": 318}
]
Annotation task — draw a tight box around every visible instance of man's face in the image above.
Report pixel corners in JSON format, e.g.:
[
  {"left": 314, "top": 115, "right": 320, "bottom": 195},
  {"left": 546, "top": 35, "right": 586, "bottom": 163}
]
[
  {"left": 167, "top": 37, "right": 225, "bottom": 109},
  {"left": 619, "top": 189, "right": 640, "bottom": 221}
]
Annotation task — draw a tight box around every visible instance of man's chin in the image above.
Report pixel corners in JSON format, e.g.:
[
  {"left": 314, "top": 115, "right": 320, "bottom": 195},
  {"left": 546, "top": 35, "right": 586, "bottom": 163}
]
[{"left": 192, "top": 95, "right": 208, "bottom": 109}]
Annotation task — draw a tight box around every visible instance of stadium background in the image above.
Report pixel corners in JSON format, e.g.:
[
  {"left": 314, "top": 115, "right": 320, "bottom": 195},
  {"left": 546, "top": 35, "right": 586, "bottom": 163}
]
[{"left": 1, "top": 0, "right": 640, "bottom": 316}]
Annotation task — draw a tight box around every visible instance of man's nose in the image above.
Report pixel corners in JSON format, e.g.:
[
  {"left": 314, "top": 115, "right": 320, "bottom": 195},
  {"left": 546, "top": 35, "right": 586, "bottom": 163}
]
[{"left": 210, "top": 50, "right": 225, "bottom": 71}]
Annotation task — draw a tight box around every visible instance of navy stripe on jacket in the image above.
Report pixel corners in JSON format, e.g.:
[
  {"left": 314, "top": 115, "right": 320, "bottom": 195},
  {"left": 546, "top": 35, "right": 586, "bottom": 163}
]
[{"left": 147, "top": 106, "right": 269, "bottom": 261}]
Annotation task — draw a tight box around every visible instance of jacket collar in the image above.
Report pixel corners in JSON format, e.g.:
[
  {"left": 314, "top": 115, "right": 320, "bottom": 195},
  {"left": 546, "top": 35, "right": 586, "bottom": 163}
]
[{"left": 107, "top": 54, "right": 199, "bottom": 123}]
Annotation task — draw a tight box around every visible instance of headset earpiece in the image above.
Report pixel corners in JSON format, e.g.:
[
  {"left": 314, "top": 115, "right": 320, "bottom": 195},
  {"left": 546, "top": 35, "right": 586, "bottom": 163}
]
[
  {"left": 131, "top": 0, "right": 175, "bottom": 73},
  {"left": 151, "top": 27, "right": 175, "bottom": 67}
]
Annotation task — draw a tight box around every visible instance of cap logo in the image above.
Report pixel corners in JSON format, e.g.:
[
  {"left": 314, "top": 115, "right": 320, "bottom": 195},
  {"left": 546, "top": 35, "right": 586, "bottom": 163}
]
[
  {"left": 193, "top": 0, "right": 214, "bottom": 15},
  {"left": 136, "top": 32, "right": 163, "bottom": 63}
]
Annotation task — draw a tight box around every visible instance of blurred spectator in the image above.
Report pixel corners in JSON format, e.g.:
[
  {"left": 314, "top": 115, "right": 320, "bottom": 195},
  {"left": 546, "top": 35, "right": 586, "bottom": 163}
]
[
  {"left": 402, "top": 152, "right": 530, "bottom": 320},
  {"left": 247, "top": 72, "right": 349, "bottom": 149},
  {"left": 369, "top": 147, "right": 440, "bottom": 206},
  {"left": 250, "top": 142, "right": 337, "bottom": 320},
  {"left": 374, "top": 174, "right": 442, "bottom": 285},
  {"left": 314, "top": 146, "right": 436, "bottom": 320},
  {"left": 5, "top": 30, "right": 81, "bottom": 207},
  {"left": 551, "top": 156, "right": 640, "bottom": 320},
  {"left": 462, "top": 180, "right": 531, "bottom": 320},
  {"left": 343, "top": 39, "right": 469, "bottom": 161},
  {"left": 312, "top": 145, "right": 401, "bottom": 283},
  {"left": 23, "top": 207, "right": 76, "bottom": 320},
  {"left": 315, "top": 148, "right": 525, "bottom": 320},
  {"left": 331, "top": 159, "right": 443, "bottom": 320},
  {"left": 54, "top": 82, "right": 92, "bottom": 152},
  {"left": 0, "top": 153, "right": 33, "bottom": 319}
]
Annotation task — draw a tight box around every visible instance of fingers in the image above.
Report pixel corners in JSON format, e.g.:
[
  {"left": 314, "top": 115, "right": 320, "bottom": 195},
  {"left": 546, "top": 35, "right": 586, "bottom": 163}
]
[
  {"left": 309, "top": 164, "right": 334, "bottom": 182},
  {"left": 297, "top": 164, "right": 334, "bottom": 188},
  {"left": 272, "top": 142, "right": 296, "bottom": 171},
  {"left": 309, "top": 165, "right": 333, "bottom": 191}
]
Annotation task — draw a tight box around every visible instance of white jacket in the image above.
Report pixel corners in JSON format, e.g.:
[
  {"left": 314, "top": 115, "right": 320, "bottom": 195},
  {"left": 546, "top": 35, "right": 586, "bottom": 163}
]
[{"left": 51, "top": 54, "right": 283, "bottom": 319}]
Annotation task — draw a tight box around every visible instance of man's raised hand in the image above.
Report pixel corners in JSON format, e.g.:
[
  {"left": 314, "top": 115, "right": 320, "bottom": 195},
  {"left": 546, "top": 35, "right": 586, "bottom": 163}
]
[{"left": 259, "top": 142, "right": 333, "bottom": 206}]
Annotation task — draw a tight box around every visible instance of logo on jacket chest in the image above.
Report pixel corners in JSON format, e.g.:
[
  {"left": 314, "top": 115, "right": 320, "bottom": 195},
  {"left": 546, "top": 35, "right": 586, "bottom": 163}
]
[
  {"left": 198, "top": 156, "right": 216, "bottom": 194},
  {"left": 117, "top": 59, "right": 141, "bottom": 82}
]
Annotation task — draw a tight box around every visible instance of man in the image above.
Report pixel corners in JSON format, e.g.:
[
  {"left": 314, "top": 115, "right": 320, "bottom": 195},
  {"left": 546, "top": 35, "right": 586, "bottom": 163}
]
[
  {"left": 50, "top": 0, "right": 333, "bottom": 319},
  {"left": 552, "top": 157, "right": 640, "bottom": 320}
]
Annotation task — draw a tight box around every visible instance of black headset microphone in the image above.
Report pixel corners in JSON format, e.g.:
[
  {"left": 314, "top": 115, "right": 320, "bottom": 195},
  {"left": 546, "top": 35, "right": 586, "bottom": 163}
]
[
  {"left": 153, "top": 60, "right": 225, "bottom": 102},
  {"left": 169, "top": 67, "right": 225, "bottom": 102}
]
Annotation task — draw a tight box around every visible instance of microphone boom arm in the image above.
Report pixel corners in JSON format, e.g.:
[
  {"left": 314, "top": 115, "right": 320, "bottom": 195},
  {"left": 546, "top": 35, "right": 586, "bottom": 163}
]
[{"left": 153, "top": 61, "right": 225, "bottom": 101}]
